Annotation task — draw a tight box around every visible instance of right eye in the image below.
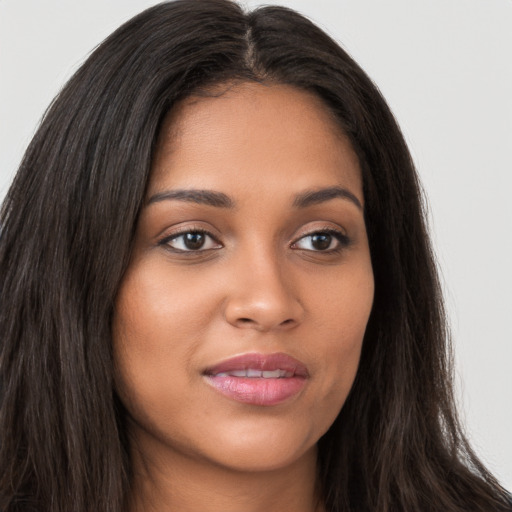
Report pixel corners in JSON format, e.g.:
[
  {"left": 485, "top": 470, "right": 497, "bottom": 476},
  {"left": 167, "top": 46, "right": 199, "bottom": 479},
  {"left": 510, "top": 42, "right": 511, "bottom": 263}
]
[{"left": 160, "top": 230, "right": 222, "bottom": 252}]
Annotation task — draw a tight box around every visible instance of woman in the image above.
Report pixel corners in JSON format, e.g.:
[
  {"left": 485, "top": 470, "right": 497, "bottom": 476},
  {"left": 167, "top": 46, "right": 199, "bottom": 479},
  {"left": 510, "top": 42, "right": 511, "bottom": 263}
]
[{"left": 0, "top": 1, "right": 509, "bottom": 511}]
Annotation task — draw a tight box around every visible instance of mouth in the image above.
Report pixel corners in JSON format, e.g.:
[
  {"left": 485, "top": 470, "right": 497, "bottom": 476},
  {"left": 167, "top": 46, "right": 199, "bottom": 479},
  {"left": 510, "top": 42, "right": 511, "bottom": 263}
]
[{"left": 203, "top": 352, "right": 309, "bottom": 406}]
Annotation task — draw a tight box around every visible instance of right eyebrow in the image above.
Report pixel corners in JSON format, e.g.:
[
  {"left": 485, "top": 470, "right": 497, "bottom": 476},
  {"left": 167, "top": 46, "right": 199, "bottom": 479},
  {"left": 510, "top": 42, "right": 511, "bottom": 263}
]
[{"left": 146, "top": 189, "right": 235, "bottom": 208}]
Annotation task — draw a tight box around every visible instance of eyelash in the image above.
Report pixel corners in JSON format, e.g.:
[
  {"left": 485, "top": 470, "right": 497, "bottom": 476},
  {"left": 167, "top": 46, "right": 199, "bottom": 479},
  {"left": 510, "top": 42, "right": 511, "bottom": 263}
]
[
  {"left": 291, "top": 228, "right": 350, "bottom": 253},
  {"left": 158, "top": 227, "right": 350, "bottom": 254},
  {"left": 159, "top": 228, "right": 220, "bottom": 253}
]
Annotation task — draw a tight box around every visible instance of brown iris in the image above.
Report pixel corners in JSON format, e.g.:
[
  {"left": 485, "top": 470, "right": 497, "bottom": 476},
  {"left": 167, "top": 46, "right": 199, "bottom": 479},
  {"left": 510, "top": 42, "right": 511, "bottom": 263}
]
[
  {"left": 310, "top": 233, "right": 332, "bottom": 251},
  {"left": 183, "top": 232, "right": 206, "bottom": 250}
]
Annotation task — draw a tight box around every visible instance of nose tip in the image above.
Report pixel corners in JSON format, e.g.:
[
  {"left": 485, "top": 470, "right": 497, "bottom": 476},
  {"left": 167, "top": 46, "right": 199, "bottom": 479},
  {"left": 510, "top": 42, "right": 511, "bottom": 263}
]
[{"left": 223, "top": 270, "right": 304, "bottom": 332}]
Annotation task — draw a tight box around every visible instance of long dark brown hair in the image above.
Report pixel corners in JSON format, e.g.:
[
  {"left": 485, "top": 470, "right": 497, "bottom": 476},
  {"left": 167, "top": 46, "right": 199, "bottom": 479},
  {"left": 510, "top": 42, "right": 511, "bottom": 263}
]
[{"left": 0, "top": 1, "right": 509, "bottom": 511}]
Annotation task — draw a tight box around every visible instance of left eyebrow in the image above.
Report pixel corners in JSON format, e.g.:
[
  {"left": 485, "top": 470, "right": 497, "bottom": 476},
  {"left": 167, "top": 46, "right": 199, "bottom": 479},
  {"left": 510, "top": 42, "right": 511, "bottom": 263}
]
[{"left": 293, "top": 186, "right": 363, "bottom": 210}]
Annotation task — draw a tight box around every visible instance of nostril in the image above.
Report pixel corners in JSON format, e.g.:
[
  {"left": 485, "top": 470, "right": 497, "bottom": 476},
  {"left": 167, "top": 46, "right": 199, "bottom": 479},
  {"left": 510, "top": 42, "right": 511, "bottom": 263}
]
[{"left": 235, "top": 317, "right": 296, "bottom": 330}]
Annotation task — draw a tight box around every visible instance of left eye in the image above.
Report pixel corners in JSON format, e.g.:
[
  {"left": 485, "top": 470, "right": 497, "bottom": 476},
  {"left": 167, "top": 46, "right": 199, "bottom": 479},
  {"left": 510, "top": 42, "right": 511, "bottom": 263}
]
[
  {"left": 162, "top": 231, "right": 221, "bottom": 252},
  {"left": 292, "top": 231, "right": 347, "bottom": 252}
]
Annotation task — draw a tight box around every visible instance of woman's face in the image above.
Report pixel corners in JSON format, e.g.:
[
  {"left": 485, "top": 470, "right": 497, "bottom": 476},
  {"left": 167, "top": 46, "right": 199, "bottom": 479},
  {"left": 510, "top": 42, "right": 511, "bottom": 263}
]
[{"left": 113, "top": 83, "right": 374, "bottom": 473}]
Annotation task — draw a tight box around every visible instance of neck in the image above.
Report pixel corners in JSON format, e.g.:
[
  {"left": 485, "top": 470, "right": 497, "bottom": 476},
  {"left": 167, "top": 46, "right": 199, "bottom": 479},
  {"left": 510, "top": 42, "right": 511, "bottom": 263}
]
[{"left": 127, "top": 435, "right": 323, "bottom": 512}]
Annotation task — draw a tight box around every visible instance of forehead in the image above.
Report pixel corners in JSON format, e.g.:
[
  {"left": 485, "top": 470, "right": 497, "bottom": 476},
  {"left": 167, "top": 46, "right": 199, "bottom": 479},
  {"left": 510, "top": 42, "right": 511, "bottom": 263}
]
[{"left": 150, "top": 82, "right": 362, "bottom": 200}]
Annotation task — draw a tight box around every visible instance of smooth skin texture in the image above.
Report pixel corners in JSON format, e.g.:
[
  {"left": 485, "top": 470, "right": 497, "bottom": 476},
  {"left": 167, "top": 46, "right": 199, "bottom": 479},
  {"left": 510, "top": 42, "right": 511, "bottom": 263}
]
[{"left": 113, "top": 83, "right": 374, "bottom": 512}]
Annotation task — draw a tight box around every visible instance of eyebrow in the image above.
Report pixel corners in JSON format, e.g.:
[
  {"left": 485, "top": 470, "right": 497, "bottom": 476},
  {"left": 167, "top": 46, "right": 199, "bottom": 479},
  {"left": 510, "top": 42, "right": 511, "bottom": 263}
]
[
  {"left": 146, "top": 185, "right": 362, "bottom": 210},
  {"left": 146, "top": 189, "right": 234, "bottom": 208},
  {"left": 292, "top": 186, "right": 362, "bottom": 210}
]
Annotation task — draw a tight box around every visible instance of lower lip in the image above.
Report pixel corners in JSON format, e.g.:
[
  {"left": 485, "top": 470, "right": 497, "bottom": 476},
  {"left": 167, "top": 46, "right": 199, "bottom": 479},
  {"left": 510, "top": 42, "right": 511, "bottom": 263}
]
[{"left": 204, "top": 375, "right": 306, "bottom": 406}]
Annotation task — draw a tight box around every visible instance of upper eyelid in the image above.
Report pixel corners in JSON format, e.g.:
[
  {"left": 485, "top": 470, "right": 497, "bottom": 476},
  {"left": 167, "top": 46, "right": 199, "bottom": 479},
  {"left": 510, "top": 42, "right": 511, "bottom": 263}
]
[
  {"left": 158, "top": 224, "right": 218, "bottom": 241},
  {"left": 160, "top": 226, "right": 345, "bottom": 240},
  {"left": 158, "top": 227, "right": 221, "bottom": 248},
  {"left": 292, "top": 228, "right": 349, "bottom": 246},
  {"left": 292, "top": 226, "right": 348, "bottom": 242}
]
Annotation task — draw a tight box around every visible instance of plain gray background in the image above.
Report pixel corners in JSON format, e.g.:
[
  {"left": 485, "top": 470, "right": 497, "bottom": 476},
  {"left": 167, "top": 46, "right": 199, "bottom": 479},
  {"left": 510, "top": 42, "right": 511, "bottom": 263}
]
[{"left": 0, "top": 0, "right": 511, "bottom": 490}]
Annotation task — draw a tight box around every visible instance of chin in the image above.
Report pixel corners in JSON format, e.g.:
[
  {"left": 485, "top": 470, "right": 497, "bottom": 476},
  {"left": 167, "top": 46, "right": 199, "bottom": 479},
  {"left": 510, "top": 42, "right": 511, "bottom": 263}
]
[
  {"left": 189, "top": 413, "right": 327, "bottom": 473},
  {"left": 207, "top": 437, "right": 318, "bottom": 474}
]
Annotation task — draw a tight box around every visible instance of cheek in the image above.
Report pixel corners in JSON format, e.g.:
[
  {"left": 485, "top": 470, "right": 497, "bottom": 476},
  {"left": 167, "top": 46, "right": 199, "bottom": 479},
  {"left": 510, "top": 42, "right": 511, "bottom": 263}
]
[
  {"left": 306, "top": 261, "right": 373, "bottom": 412},
  {"left": 309, "top": 256, "right": 373, "bottom": 340},
  {"left": 113, "top": 257, "right": 215, "bottom": 356},
  {"left": 111, "top": 261, "right": 200, "bottom": 414}
]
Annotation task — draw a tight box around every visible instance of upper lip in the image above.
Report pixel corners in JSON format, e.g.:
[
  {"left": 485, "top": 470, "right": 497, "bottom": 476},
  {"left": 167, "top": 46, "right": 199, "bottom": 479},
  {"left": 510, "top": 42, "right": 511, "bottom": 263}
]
[{"left": 204, "top": 352, "right": 309, "bottom": 378}]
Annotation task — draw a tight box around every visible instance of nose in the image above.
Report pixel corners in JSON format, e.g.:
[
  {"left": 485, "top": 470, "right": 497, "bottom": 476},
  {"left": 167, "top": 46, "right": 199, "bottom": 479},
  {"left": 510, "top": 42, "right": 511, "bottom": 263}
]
[{"left": 223, "top": 249, "right": 305, "bottom": 332}]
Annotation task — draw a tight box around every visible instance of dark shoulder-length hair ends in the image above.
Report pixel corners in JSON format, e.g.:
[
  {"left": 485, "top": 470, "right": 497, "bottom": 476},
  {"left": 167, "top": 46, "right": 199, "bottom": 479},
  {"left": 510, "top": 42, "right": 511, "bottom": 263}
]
[{"left": 0, "top": 1, "right": 509, "bottom": 511}]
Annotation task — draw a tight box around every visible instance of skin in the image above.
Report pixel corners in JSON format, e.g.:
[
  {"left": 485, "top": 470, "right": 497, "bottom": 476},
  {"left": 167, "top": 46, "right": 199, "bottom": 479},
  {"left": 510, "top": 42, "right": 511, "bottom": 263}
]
[{"left": 113, "top": 82, "right": 374, "bottom": 512}]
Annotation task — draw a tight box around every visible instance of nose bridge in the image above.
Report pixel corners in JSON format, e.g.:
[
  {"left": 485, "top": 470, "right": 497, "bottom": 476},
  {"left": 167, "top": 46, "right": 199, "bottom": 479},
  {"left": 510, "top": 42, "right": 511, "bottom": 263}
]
[{"left": 223, "top": 237, "right": 304, "bottom": 331}]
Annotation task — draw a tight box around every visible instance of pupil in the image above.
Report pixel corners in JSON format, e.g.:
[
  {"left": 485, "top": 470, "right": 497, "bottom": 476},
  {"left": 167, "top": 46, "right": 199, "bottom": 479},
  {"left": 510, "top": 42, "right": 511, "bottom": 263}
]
[
  {"left": 312, "top": 233, "right": 331, "bottom": 250},
  {"left": 184, "top": 232, "right": 205, "bottom": 250}
]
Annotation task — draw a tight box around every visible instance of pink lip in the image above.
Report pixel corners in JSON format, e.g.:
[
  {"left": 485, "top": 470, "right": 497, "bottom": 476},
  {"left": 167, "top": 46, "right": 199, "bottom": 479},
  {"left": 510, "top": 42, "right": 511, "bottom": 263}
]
[{"left": 203, "top": 352, "right": 309, "bottom": 406}]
